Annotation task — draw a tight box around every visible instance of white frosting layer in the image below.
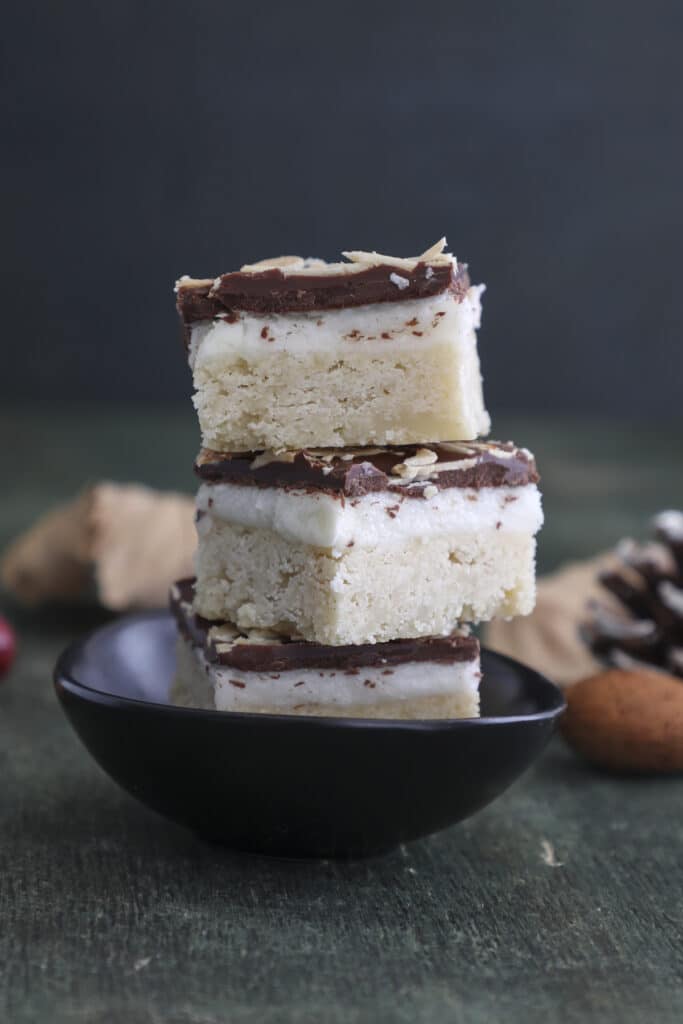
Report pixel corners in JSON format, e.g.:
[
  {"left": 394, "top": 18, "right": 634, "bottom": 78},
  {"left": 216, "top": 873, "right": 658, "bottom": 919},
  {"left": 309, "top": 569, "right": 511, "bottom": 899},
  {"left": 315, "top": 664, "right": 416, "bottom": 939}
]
[
  {"left": 188, "top": 287, "right": 483, "bottom": 369},
  {"left": 196, "top": 482, "right": 543, "bottom": 554},
  {"left": 202, "top": 652, "right": 481, "bottom": 713}
]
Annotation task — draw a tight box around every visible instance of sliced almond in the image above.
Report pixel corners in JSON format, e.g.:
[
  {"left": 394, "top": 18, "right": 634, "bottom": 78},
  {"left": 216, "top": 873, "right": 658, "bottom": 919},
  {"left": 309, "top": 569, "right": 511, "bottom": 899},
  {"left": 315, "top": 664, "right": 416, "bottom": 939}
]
[
  {"left": 403, "top": 448, "right": 438, "bottom": 467},
  {"left": 420, "top": 237, "right": 448, "bottom": 259},
  {"left": 391, "top": 463, "right": 420, "bottom": 480},
  {"left": 250, "top": 450, "right": 298, "bottom": 470}
]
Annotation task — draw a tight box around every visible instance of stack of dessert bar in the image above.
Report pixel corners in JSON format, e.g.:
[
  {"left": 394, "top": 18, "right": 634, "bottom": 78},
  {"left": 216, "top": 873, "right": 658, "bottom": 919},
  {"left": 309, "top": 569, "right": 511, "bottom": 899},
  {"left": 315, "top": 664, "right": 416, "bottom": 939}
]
[{"left": 171, "top": 240, "right": 542, "bottom": 719}]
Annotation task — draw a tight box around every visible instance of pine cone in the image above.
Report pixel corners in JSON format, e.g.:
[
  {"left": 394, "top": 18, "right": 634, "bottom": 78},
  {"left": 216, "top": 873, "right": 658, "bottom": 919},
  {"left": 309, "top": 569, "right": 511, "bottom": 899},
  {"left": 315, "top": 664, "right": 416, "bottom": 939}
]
[{"left": 582, "top": 511, "right": 683, "bottom": 678}]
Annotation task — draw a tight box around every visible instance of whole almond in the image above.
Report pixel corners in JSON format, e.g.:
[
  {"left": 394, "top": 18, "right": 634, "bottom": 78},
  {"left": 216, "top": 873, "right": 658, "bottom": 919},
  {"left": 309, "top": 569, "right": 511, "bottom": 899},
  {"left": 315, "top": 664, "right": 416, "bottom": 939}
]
[{"left": 560, "top": 668, "right": 683, "bottom": 774}]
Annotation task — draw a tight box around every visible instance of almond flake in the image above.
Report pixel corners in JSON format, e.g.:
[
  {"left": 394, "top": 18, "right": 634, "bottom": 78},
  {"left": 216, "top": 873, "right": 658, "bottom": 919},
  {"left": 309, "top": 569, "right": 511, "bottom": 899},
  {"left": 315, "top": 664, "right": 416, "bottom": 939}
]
[
  {"left": 420, "top": 237, "right": 448, "bottom": 259},
  {"left": 250, "top": 450, "right": 297, "bottom": 470},
  {"left": 209, "top": 624, "right": 239, "bottom": 645},
  {"left": 307, "top": 447, "right": 385, "bottom": 461},
  {"left": 430, "top": 458, "right": 479, "bottom": 474},
  {"left": 438, "top": 442, "right": 476, "bottom": 456},
  {"left": 403, "top": 448, "right": 438, "bottom": 467},
  {"left": 391, "top": 463, "right": 419, "bottom": 480},
  {"left": 489, "top": 450, "right": 515, "bottom": 460},
  {"left": 174, "top": 275, "right": 214, "bottom": 293},
  {"left": 342, "top": 239, "right": 454, "bottom": 271}
]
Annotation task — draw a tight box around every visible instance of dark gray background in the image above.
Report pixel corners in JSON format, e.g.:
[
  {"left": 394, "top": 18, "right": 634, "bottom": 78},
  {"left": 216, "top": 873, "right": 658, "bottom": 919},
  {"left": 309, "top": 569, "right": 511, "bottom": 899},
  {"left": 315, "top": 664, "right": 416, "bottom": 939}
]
[{"left": 2, "top": 0, "right": 682, "bottom": 415}]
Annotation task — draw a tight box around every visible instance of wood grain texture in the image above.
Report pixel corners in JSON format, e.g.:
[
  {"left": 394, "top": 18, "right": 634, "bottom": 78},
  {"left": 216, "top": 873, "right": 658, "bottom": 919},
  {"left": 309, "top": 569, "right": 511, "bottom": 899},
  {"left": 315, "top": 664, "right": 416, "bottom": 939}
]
[{"left": 1, "top": 410, "right": 682, "bottom": 1023}]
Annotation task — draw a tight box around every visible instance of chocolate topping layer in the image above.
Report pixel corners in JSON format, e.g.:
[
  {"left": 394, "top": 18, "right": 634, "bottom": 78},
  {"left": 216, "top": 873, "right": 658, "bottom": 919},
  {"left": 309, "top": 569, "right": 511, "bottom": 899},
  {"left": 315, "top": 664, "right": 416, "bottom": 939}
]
[
  {"left": 176, "top": 262, "right": 470, "bottom": 323},
  {"left": 171, "top": 579, "right": 478, "bottom": 671},
  {"left": 195, "top": 442, "right": 539, "bottom": 498}
]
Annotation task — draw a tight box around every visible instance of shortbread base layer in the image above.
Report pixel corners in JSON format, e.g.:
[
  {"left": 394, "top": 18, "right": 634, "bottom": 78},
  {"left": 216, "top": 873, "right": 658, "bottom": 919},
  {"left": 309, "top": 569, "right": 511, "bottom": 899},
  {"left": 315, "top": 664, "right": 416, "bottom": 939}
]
[
  {"left": 172, "top": 636, "right": 481, "bottom": 719},
  {"left": 194, "top": 518, "right": 537, "bottom": 644},
  {"left": 189, "top": 288, "right": 489, "bottom": 451}
]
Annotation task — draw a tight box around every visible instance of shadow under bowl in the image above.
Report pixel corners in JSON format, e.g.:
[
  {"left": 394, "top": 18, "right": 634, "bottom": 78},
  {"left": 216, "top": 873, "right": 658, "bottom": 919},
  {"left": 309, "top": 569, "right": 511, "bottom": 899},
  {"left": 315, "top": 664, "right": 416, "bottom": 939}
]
[{"left": 54, "top": 611, "right": 565, "bottom": 858}]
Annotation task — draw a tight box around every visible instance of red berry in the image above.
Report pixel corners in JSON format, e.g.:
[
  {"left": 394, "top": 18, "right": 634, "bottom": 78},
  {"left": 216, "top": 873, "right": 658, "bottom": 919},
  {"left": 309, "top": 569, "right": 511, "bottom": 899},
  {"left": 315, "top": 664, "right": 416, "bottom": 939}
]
[{"left": 0, "top": 616, "right": 16, "bottom": 677}]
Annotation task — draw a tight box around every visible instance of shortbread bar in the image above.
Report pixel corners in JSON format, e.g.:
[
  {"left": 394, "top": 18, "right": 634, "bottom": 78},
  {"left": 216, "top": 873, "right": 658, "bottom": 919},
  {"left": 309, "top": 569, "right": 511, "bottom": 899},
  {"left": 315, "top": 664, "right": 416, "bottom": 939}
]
[
  {"left": 171, "top": 579, "right": 481, "bottom": 719},
  {"left": 175, "top": 239, "right": 490, "bottom": 451},
  {"left": 193, "top": 441, "right": 543, "bottom": 645}
]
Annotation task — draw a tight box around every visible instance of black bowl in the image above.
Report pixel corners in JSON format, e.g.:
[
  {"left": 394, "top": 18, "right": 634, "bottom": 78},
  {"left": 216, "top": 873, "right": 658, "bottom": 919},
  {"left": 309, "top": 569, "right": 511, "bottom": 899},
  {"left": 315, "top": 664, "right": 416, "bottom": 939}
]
[{"left": 54, "top": 612, "right": 565, "bottom": 858}]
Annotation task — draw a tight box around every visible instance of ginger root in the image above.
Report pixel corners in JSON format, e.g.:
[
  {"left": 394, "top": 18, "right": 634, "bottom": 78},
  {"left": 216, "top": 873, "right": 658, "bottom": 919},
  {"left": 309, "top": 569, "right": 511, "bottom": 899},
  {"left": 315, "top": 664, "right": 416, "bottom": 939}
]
[{"left": 0, "top": 483, "right": 195, "bottom": 610}]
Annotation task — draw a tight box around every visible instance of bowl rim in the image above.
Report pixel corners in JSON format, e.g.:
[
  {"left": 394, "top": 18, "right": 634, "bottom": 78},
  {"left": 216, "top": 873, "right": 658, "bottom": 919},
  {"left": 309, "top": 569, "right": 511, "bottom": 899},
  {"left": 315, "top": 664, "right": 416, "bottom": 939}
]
[{"left": 53, "top": 610, "right": 566, "bottom": 730}]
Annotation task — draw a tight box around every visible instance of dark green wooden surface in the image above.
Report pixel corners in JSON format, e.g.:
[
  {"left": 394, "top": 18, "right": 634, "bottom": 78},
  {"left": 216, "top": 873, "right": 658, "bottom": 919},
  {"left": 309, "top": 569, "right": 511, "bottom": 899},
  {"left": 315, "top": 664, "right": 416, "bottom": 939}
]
[{"left": 1, "top": 408, "right": 682, "bottom": 1024}]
